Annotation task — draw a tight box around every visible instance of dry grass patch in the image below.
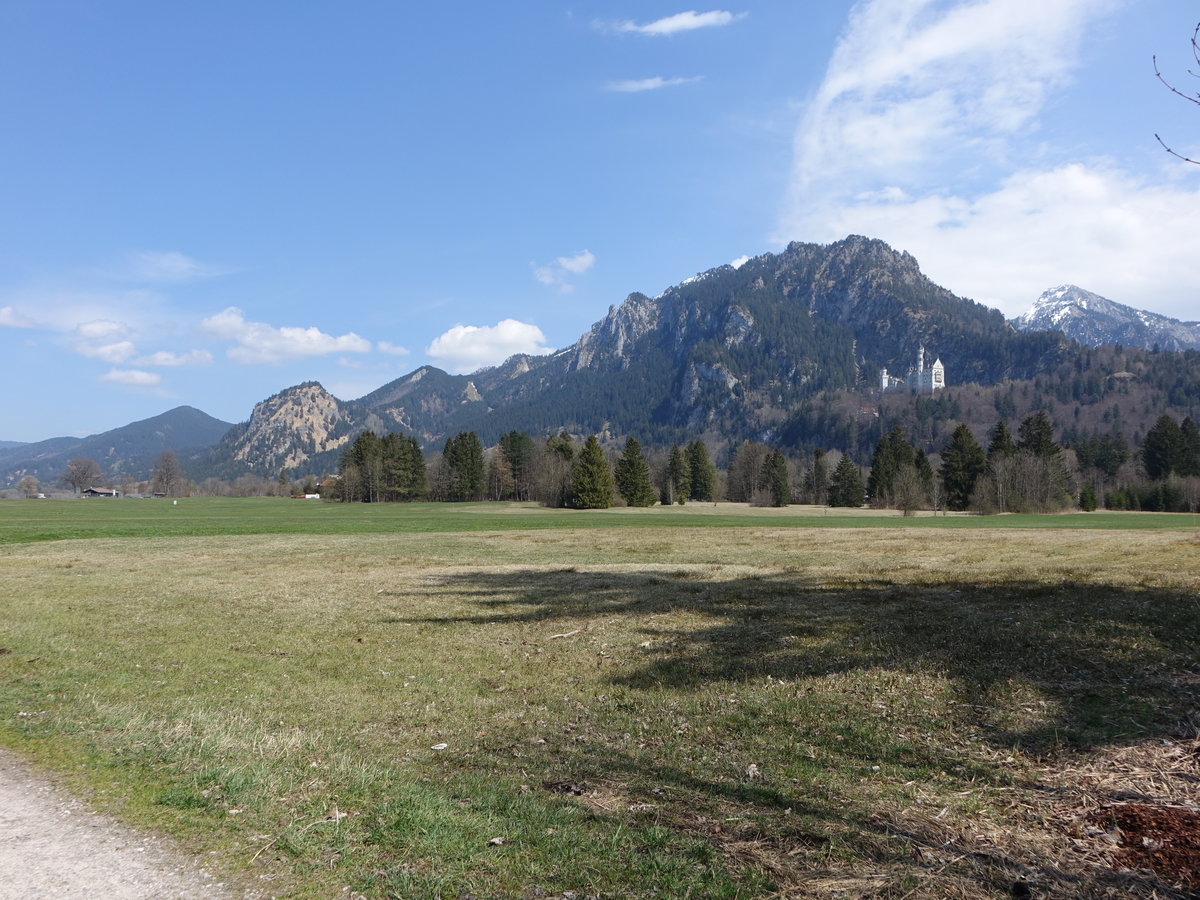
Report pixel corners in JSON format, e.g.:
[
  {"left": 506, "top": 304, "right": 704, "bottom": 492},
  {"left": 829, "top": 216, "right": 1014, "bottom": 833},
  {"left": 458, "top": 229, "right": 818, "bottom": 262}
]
[{"left": 1, "top": 527, "right": 1198, "bottom": 897}]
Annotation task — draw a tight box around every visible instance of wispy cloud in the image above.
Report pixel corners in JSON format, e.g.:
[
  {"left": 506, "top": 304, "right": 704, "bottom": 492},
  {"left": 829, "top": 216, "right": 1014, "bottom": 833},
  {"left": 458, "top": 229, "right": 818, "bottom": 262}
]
[
  {"left": 377, "top": 340, "right": 410, "bottom": 356},
  {"left": 201, "top": 306, "right": 372, "bottom": 365},
  {"left": 533, "top": 250, "right": 595, "bottom": 291},
  {"left": 124, "top": 250, "right": 226, "bottom": 283},
  {"left": 777, "top": 0, "right": 1200, "bottom": 318},
  {"left": 0, "top": 305, "right": 33, "bottom": 328},
  {"left": 134, "top": 349, "right": 213, "bottom": 367},
  {"left": 607, "top": 75, "right": 703, "bottom": 93},
  {"left": 612, "top": 10, "right": 746, "bottom": 36},
  {"left": 99, "top": 368, "right": 161, "bottom": 387},
  {"left": 426, "top": 319, "right": 554, "bottom": 374}
]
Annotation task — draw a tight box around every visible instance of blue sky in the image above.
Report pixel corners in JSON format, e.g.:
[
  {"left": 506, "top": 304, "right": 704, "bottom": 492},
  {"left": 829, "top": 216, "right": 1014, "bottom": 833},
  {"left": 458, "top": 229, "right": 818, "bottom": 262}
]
[{"left": 2, "top": 1, "right": 1197, "bottom": 442}]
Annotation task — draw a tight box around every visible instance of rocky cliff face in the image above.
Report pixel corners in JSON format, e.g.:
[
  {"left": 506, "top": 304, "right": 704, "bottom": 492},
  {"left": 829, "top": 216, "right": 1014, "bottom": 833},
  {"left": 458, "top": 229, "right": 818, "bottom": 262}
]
[
  {"left": 1014, "top": 285, "right": 1200, "bottom": 351},
  {"left": 212, "top": 382, "right": 382, "bottom": 476},
  {"left": 352, "top": 236, "right": 1063, "bottom": 449}
]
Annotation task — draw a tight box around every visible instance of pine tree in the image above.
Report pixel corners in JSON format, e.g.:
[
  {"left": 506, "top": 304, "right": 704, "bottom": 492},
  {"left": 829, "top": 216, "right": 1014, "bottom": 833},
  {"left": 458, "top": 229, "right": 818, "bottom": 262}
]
[
  {"left": 940, "top": 423, "right": 986, "bottom": 511},
  {"left": 664, "top": 445, "right": 690, "bottom": 505},
  {"left": 761, "top": 450, "right": 789, "bottom": 506},
  {"left": 1017, "top": 411, "right": 1059, "bottom": 457},
  {"left": 614, "top": 437, "right": 656, "bottom": 507},
  {"left": 443, "top": 431, "right": 485, "bottom": 501},
  {"left": 867, "top": 425, "right": 915, "bottom": 507},
  {"left": 572, "top": 435, "right": 613, "bottom": 509},
  {"left": 686, "top": 441, "right": 716, "bottom": 501},
  {"left": 988, "top": 420, "right": 1017, "bottom": 459},
  {"left": 1180, "top": 417, "right": 1200, "bottom": 477},
  {"left": 828, "top": 455, "right": 864, "bottom": 507},
  {"left": 1143, "top": 415, "right": 1183, "bottom": 480},
  {"left": 498, "top": 431, "right": 536, "bottom": 500}
]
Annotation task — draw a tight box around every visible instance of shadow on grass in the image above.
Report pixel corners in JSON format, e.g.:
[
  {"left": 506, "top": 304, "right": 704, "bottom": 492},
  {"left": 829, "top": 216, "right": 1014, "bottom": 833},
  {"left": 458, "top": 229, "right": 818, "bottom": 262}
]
[
  {"left": 402, "top": 568, "right": 1199, "bottom": 756},
  {"left": 390, "top": 568, "right": 1200, "bottom": 897}
]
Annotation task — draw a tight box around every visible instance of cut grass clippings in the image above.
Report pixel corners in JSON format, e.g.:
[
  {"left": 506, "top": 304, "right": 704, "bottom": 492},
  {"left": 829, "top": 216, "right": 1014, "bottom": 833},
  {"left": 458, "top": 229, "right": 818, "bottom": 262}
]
[{"left": 0, "top": 513, "right": 1198, "bottom": 898}]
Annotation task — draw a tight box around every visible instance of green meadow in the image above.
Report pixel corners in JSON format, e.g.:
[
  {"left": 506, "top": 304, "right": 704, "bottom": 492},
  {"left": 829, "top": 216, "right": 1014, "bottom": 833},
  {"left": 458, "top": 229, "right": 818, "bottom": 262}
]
[{"left": 1, "top": 499, "right": 1197, "bottom": 898}]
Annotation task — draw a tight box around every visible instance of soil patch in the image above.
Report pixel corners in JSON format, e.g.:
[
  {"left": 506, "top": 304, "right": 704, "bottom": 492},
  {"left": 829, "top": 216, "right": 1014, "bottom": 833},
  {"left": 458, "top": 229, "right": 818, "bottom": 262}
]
[{"left": 1087, "top": 804, "right": 1200, "bottom": 889}]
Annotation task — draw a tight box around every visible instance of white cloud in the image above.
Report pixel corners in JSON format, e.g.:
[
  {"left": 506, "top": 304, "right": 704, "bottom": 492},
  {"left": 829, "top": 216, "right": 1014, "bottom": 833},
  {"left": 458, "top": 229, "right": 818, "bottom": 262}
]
[
  {"left": 811, "top": 163, "right": 1200, "bottom": 317},
  {"left": 778, "top": 0, "right": 1200, "bottom": 319},
  {"left": 75, "top": 340, "right": 136, "bottom": 363},
  {"left": 75, "top": 319, "right": 128, "bottom": 340},
  {"left": 730, "top": 255, "right": 751, "bottom": 269},
  {"left": 377, "top": 340, "right": 410, "bottom": 356},
  {"left": 134, "top": 349, "right": 213, "bottom": 367},
  {"left": 616, "top": 10, "right": 745, "bottom": 36},
  {"left": 607, "top": 76, "right": 703, "bottom": 93},
  {"left": 0, "top": 305, "right": 32, "bottom": 328},
  {"left": 533, "top": 250, "right": 596, "bottom": 291},
  {"left": 201, "top": 306, "right": 372, "bottom": 365},
  {"left": 426, "top": 319, "right": 554, "bottom": 374},
  {"left": 99, "top": 368, "right": 161, "bottom": 386}
]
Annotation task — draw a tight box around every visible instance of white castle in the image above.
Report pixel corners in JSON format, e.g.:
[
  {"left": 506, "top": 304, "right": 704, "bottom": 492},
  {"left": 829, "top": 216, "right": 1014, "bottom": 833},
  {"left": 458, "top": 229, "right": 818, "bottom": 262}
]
[{"left": 880, "top": 344, "right": 945, "bottom": 393}]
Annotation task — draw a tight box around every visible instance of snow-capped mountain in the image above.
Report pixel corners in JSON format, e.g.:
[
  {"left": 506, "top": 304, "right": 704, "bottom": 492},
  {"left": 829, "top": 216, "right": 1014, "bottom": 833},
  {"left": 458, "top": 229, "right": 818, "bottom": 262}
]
[{"left": 1013, "top": 285, "right": 1200, "bottom": 351}]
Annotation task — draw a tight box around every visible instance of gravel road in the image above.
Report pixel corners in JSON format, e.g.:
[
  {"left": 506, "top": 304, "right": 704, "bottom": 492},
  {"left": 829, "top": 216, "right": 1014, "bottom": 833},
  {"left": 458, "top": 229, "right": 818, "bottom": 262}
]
[{"left": 0, "top": 749, "right": 234, "bottom": 899}]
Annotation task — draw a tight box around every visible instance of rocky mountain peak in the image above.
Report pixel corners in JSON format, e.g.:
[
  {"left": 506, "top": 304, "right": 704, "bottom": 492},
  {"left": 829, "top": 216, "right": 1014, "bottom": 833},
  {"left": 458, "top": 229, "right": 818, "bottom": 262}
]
[
  {"left": 1014, "top": 286, "right": 1200, "bottom": 351},
  {"left": 231, "top": 381, "right": 362, "bottom": 472}
]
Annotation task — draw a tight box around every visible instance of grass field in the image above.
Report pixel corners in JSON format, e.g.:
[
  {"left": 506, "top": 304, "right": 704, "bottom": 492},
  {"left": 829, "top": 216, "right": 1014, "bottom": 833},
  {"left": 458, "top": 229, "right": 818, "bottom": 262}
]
[{"left": 1, "top": 499, "right": 1198, "bottom": 898}]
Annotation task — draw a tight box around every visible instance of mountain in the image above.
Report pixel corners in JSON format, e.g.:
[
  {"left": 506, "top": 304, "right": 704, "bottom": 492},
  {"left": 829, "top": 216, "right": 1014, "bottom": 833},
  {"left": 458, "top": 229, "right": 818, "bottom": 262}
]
[
  {"left": 192, "top": 382, "right": 387, "bottom": 479},
  {"left": 0, "top": 440, "right": 27, "bottom": 450},
  {"left": 1013, "top": 285, "right": 1200, "bottom": 351},
  {"left": 0, "top": 406, "right": 233, "bottom": 488},
  {"left": 357, "top": 236, "right": 1065, "bottom": 449}
]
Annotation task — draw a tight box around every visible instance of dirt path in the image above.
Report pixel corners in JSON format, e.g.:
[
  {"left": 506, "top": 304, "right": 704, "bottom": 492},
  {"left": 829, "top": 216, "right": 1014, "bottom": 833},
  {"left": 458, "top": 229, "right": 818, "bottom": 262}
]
[{"left": 0, "top": 749, "right": 234, "bottom": 899}]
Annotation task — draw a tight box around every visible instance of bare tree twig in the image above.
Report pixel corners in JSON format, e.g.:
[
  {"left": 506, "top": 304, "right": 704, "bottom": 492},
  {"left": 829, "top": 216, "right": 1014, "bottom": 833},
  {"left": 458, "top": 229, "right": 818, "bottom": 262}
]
[{"left": 1153, "top": 22, "right": 1200, "bottom": 164}]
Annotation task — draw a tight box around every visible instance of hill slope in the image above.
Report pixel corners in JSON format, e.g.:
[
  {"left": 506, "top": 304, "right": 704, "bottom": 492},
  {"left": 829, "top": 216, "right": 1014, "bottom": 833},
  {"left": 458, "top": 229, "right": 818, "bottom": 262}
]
[{"left": 0, "top": 406, "right": 233, "bottom": 488}]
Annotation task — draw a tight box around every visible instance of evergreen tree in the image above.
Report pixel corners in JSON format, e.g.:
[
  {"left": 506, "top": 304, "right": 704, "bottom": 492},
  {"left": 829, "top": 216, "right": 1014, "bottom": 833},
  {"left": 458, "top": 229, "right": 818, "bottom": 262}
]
[
  {"left": 614, "top": 437, "right": 656, "bottom": 507},
  {"left": 988, "top": 420, "right": 1017, "bottom": 458},
  {"left": 380, "top": 432, "right": 426, "bottom": 501},
  {"left": 498, "top": 431, "right": 536, "bottom": 500},
  {"left": 572, "top": 435, "right": 613, "bottom": 509},
  {"left": 940, "top": 423, "right": 986, "bottom": 511},
  {"left": 1079, "top": 483, "right": 1098, "bottom": 511},
  {"left": 1143, "top": 414, "right": 1183, "bottom": 480},
  {"left": 1017, "top": 410, "right": 1059, "bottom": 457},
  {"left": 804, "top": 448, "right": 829, "bottom": 505},
  {"left": 1180, "top": 417, "right": 1200, "bottom": 477},
  {"left": 866, "top": 425, "right": 914, "bottom": 507},
  {"left": 443, "top": 431, "right": 485, "bottom": 501},
  {"left": 686, "top": 441, "right": 717, "bottom": 501},
  {"left": 828, "top": 455, "right": 864, "bottom": 507},
  {"left": 761, "top": 450, "right": 790, "bottom": 506},
  {"left": 340, "top": 430, "right": 383, "bottom": 502},
  {"left": 664, "top": 445, "right": 690, "bottom": 505}
]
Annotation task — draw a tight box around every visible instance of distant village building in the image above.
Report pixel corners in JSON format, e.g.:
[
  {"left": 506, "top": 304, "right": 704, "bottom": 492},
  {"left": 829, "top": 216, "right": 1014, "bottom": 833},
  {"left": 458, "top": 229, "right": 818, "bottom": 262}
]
[{"left": 880, "top": 344, "right": 945, "bottom": 394}]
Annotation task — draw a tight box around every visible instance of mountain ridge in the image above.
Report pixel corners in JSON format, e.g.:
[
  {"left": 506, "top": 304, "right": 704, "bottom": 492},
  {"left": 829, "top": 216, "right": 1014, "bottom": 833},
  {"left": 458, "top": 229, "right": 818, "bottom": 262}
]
[{"left": 1013, "top": 284, "right": 1200, "bottom": 351}]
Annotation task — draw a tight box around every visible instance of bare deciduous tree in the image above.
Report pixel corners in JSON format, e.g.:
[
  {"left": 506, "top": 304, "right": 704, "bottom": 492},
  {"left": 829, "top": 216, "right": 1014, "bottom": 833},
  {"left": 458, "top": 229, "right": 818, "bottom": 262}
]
[
  {"left": 61, "top": 457, "right": 102, "bottom": 493},
  {"left": 1154, "top": 21, "right": 1200, "bottom": 164},
  {"left": 151, "top": 449, "right": 185, "bottom": 497}
]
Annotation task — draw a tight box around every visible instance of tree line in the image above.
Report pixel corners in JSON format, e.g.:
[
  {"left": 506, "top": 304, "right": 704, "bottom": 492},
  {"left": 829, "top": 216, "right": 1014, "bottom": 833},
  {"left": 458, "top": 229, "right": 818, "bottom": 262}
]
[{"left": 40, "top": 410, "right": 1199, "bottom": 515}]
